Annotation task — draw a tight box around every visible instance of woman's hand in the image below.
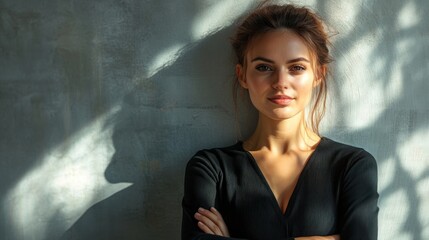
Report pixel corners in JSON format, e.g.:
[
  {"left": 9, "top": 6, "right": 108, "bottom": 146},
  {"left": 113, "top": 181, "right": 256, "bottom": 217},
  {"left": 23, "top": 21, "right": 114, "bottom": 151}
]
[
  {"left": 295, "top": 235, "right": 340, "bottom": 240},
  {"left": 194, "top": 207, "right": 230, "bottom": 237}
]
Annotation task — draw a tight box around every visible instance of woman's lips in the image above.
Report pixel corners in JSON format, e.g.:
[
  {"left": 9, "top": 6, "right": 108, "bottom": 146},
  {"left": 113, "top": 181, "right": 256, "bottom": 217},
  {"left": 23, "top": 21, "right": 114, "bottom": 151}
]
[{"left": 268, "top": 95, "right": 294, "bottom": 106}]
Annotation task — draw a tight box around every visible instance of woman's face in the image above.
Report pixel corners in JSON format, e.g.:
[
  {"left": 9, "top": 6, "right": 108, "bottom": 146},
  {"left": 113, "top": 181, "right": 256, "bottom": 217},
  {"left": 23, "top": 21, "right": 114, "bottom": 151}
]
[{"left": 237, "top": 29, "right": 318, "bottom": 121}]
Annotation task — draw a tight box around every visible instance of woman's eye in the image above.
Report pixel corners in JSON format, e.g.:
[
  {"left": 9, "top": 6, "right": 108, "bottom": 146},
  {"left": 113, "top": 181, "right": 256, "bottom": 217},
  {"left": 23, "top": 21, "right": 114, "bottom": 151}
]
[
  {"left": 255, "top": 65, "right": 273, "bottom": 72},
  {"left": 290, "top": 65, "right": 306, "bottom": 71}
]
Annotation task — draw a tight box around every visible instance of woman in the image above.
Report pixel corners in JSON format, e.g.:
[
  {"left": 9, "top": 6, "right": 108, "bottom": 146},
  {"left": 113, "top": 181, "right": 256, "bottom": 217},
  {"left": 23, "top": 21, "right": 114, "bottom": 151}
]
[{"left": 182, "top": 3, "right": 378, "bottom": 240}]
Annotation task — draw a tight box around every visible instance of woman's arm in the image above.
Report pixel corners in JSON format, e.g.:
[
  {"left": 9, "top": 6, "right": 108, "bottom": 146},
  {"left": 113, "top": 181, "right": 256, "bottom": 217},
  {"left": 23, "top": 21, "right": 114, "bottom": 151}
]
[
  {"left": 338, "top": 151, "right": 379, "bottom": 239},
  {"left": 182, "top": 151, "right": 244, "bottom": 240},
  {"left": 196, "top": 207, "right": 339, "bottom": 240}
]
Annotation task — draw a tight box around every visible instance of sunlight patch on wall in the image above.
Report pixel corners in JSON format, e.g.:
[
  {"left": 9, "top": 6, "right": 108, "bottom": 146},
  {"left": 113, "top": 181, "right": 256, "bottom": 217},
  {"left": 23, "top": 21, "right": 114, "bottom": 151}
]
[
  {"left": 338, "top": 29, "right": 410, "bottom": 130},
  {"left": 397, "top": 1, "right": 420, "bottom": 29},
  {"left": 3, "top": 104, "right": 131, "bottom": 240},
  {"left": 145, "top": 43, "right": 186, "bottom": 79},
  {"left": 338, "top": 31, "right": 384, "bottom": 129},
  {"left": 142, "top": 1, "right": 255, "bottom": 85},
  {"left": 325, "top": 1, "right": 359, "bottom": 36},
  {"left": 378, "top": 157, "right": 396, "bottom": 192},
  {"left": 191, "top": 0, "right": 253, "bottom": 40},
  {"left": 274, "top": 0, "right": 318, "bottom": 7},
  {"left": 379, "top": 189, "right": 411, "bottom": 240},
  {"left": 398, "top": 127, "right": 429, "bottom": 179}
]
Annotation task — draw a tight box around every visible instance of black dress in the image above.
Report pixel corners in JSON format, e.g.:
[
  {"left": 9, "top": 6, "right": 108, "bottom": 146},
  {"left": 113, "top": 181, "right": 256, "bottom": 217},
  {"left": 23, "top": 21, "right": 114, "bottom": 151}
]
[{"left": 181, "top": 137, "right": 378, "bottom": 240}]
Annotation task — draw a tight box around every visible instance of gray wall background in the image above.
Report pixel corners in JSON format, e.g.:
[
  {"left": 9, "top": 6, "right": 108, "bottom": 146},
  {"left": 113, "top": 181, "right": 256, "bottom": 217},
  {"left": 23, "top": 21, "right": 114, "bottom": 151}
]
[{"left": 1, "top": 0, "right": 428, "bottom": 239}]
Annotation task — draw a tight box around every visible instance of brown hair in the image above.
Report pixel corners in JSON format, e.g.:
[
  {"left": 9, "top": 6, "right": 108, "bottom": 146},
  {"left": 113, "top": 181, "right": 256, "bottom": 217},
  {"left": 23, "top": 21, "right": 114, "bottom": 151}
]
[{"left": 231, "top": 3, "right": 333, "bottom": 135}]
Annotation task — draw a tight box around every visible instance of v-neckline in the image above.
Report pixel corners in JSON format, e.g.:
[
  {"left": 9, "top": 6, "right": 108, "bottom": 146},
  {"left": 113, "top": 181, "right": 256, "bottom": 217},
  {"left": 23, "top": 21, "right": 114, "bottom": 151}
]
[{"left": 240, "top": 137, "right": 324, "bottom": 217}]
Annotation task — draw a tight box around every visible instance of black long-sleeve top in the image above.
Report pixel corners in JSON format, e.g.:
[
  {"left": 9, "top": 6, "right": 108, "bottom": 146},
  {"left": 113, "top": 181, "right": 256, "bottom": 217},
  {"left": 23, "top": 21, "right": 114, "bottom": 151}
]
[{"left": 182, "top": 137, "right": 378, "bottom": 240}]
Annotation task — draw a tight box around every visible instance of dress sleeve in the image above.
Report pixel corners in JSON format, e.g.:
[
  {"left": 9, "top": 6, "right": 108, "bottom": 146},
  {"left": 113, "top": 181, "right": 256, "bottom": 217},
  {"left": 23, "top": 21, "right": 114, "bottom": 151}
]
[
  {"left": 181, "top": 151, "right": 247, "bottom": 240},
  {"left": 338, "top": 150, "right": 379, "bottom": 240}
]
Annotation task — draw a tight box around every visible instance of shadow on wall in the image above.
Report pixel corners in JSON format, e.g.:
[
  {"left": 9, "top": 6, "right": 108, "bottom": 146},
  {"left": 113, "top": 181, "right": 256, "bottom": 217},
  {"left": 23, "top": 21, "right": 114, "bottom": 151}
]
[
  {"left": 0, "top": 0, "right": 193, "bottom": 239},
  {"left": 0, "top": 0, "right": 200, "bottom": 198},
  {"left": 61, "top": 26, "right": 256, "bottom": 239},
  {"left": 1, "top": 1, "right": 254, "bottom": 239}
]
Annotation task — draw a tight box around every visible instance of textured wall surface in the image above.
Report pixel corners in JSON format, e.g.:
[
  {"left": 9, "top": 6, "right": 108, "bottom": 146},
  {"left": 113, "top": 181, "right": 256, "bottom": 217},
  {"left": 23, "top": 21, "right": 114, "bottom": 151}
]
[{"left": 1, "top": 0, "right": 428, "bottom": 239}]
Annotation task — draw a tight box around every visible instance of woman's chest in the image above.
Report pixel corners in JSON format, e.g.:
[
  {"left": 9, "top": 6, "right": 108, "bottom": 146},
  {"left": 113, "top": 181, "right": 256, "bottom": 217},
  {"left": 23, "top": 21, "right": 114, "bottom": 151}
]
[{"left": 219, "top": 157, "right": 340, "bottom": 237}]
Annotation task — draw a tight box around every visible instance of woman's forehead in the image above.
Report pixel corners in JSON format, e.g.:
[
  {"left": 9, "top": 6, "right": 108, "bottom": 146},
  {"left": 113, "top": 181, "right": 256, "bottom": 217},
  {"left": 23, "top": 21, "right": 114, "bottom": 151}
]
[{"left": 245, "top": 29, "right": 312, "bottom": 62}]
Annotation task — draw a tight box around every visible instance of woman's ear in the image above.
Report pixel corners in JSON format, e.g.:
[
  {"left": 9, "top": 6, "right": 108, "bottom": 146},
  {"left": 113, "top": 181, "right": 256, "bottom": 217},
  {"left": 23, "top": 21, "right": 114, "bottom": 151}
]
[
  {"left": 236, "top": 64, "right": 248, "bottom": 89},
  {"left": 313, "top": 65, "right": 327, "bottom": 87}
]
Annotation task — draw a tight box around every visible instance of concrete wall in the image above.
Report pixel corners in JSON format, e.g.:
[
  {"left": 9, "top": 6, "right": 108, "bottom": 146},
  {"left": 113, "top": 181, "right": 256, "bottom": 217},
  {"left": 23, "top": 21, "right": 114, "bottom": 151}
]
[{"left": 0, "top": 0, "right": 428, "bottom": 239}]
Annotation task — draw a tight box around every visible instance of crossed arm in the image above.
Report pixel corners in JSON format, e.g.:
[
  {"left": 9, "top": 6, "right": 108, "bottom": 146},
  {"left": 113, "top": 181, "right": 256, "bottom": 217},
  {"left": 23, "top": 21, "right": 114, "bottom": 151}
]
[{"left": 194, "top": 207, "right": 339, "bottom": 240}]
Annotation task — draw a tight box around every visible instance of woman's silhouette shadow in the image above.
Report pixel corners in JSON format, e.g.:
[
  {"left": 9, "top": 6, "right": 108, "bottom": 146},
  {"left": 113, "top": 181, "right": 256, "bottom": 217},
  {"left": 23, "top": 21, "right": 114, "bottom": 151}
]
[{"left": 61, "top": 26, "right": 257, "bottom": 239}]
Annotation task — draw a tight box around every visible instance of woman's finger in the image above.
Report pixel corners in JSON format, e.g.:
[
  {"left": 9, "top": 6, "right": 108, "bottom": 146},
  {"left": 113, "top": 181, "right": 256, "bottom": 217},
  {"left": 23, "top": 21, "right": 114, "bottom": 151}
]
[
  {"left": 209, "top": 207, "right": 230, "bottom": 236},
  {"left": 197, "top": 221, "right": 214, "bottom": 234},
  {"left": 194, "top": 212, "right": 223, "bottom": 235}
]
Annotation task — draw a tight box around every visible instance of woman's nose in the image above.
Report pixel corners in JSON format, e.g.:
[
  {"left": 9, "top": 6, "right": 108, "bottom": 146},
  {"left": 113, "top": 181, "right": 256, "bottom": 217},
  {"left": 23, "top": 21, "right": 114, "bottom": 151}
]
[{"left": 272, "top": 70, "right": 290, "bottom": 89}]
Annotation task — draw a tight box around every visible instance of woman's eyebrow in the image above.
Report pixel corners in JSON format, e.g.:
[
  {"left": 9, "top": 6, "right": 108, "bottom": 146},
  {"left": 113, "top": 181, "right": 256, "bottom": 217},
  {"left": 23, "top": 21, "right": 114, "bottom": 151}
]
[
  {"left": 287, "top": 57, "right": 310, "bottom": 63},
  {"left": 251, "top": 57, "right": 310, "bottom": 63},
  {"left": 251, "top": 57, "right": 274, "bottom": 63}
]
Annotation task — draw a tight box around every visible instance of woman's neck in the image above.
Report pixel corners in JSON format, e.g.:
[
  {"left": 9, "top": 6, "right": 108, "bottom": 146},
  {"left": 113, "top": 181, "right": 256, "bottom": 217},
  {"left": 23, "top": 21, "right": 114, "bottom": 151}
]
[{"left": 244, "top": 112, "right": 320, "bottom": 155}]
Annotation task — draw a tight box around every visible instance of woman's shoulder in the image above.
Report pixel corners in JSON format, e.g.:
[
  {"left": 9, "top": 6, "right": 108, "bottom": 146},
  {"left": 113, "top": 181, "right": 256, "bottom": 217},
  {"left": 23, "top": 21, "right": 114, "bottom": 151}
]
[
  {"left": 192, "top": 141, "right": 244, "bottom": 157},
  {"left": 197, "top": 141, "right": 244, "bottom": 153},
  {"left": 319, "top": 137, "right": 377, "bottom": 166},
  {"left": 187, "top": 141, "right": 246, "bottom": 167}
]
